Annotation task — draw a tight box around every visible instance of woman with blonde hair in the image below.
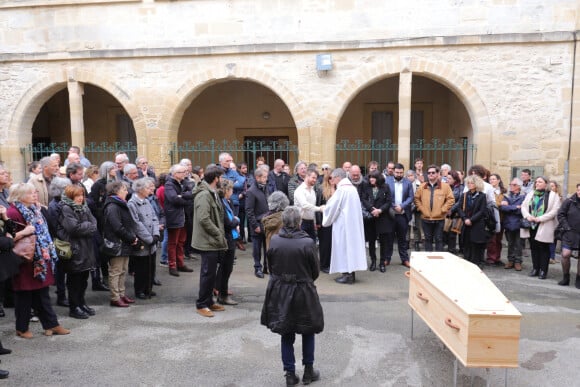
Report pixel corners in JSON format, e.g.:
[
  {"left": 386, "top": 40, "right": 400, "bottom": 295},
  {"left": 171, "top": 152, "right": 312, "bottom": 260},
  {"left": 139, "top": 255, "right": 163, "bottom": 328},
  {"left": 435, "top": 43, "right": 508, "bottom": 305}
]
[{"left": 6, "top": 183, "right": 70, "bottom": 338}]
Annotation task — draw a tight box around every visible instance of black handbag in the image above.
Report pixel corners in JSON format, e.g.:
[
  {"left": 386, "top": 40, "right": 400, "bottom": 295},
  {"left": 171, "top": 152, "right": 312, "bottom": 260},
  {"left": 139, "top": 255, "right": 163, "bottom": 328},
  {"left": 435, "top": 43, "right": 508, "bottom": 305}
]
[
  {"left": 520, "top": 218, "right": 532, "bottom": 229},
  {"left": 101, "top": 237, "right": 122, "bottom": 257},
  {"left": 361, "top": 207, "right": 374, "bottom": 220}
]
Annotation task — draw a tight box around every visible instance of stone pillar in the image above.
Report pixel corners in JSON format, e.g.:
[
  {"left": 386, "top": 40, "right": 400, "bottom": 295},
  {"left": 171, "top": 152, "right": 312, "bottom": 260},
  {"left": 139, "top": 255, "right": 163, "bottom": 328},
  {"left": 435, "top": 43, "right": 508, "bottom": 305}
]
[
  {"left": 398, "top": 70, "right": 413, "bottom": 170},
  {"left": 67, "top": 79, "right": 85, "bottom": 149}
]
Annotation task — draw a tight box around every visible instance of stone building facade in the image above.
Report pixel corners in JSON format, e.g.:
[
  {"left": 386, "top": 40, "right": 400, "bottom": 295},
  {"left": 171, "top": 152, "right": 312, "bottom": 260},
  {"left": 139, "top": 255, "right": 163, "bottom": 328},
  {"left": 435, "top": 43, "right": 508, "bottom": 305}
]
[{"left": 0, "top": 0, "right": 579, "bottom": 193}]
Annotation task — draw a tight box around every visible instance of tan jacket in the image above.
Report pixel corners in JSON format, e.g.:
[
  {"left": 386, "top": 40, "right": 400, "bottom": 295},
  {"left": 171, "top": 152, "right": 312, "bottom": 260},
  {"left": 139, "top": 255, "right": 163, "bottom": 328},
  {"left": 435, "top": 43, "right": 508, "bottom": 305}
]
[
  {"left": 28, "top": 174, "right": 49, "bottom": 207},
  {"left": 414, "top": 180, "right": 455, "bottom": 221}
]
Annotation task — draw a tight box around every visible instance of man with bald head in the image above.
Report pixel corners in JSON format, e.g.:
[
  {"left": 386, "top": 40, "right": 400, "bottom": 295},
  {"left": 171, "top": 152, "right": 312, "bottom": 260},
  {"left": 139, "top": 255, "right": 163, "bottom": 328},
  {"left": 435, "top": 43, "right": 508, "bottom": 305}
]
[{"left": 267, "top": 158, "right": 289, "bottom": 196}]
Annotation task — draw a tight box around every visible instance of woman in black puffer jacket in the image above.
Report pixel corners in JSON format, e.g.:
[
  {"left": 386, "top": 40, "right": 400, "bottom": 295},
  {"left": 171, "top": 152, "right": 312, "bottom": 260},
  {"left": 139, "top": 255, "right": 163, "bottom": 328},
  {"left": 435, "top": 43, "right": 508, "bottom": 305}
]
[{"left": 102, "top": 181, "right": 139, "bottom": 308}]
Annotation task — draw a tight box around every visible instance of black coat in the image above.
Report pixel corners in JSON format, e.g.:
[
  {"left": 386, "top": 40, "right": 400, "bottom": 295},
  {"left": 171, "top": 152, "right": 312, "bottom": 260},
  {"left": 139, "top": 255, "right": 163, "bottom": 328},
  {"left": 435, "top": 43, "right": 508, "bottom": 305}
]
[
  {"left": 261, "top": 228, "right": 324, "bottom": 335},
  {"left": 361, "top": 183, "right": 393, "bottom": 234},
  {"left": 88, "top": 177, "right": 109, "bottom": 232},
  {"left": 164, "top": 176, "right": 193, "bottom": 229},
  {"left": 457, "top": 190, "right": 488, "bottom": 244},
  {"left": 0, "top": 219, "right": 22, "bottom": 282},
  {"left": 58, "top": 203, "right": 98, "bottom": 272},
  {"left": 245, "top": 181, "right": 269, "bottom": 237},
  {"left": 102, "top": 196, "right": 139, "bottom": 257}
]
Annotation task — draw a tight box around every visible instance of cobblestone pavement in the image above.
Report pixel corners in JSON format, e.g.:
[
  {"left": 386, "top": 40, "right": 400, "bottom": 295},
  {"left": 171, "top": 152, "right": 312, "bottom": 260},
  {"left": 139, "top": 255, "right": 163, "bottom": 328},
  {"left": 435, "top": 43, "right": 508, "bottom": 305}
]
[{"left": 0, "top": 245, "right": 578, "bottom": 386}]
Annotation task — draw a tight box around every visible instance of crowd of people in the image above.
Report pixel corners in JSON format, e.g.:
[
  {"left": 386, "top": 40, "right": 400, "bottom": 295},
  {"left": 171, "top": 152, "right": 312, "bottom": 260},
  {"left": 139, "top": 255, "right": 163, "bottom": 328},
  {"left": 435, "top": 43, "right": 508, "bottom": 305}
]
[{"left": 1, "top": 145, "right": 579, "bottom": 383}]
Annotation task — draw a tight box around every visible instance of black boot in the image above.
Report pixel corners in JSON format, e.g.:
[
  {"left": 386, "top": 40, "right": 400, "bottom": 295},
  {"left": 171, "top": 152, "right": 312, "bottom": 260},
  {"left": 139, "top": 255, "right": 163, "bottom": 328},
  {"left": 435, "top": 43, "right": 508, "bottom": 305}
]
[
  {"left": 69, "top": 307, "right": 89, "bottom": 319},
  {"left": 379, "top": 262, "right": 386, "bottom": 273},
  {"left": 302, "top": 364, "right": 320, "bottom": 385},
  {"left": 528, "top": 269, "right": 539, "bottom": 277},
  {"left": 334, "top": 273, "right": 354, "bottom": 285},
  {"left": 558, "top": 273, "right": 570, "bottom": 286},
  {"left": 576, "top": 275, "right": 580, "bottom": 289},
  {"left": 285, "top": 371, "right": 300, "bottom": 386},
  {"left": 538, "top": 270, "right": 547, "bottom": 280},
  {"left": 369, "top": 260, "right": 376, "bottom": 272}
]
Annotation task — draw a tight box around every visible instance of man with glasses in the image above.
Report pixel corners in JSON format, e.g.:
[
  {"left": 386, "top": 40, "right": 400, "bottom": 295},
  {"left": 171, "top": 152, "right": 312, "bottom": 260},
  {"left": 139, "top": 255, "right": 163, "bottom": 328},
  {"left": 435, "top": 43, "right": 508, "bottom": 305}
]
[{"left": 414, "top": 165, "right": 455, "bottom": 252}]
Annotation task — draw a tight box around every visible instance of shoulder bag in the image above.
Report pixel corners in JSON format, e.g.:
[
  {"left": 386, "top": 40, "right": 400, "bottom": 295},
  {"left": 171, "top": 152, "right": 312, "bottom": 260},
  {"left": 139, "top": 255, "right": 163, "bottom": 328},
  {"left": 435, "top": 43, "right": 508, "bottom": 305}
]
[
  {"left": 54, "top": 238, "right": 73, "bottom": 260},
  {"left": 101, "top": 237, "right": 122, "bottom": 257},
  {"left": 13, "top": 234, "right": 37, "bottom": 261}
]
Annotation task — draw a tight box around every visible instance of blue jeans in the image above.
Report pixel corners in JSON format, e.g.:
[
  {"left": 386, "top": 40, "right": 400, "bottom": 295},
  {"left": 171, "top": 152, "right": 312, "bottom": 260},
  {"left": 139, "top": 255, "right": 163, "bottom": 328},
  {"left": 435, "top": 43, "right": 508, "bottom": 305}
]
[
  {"left": 422, "top": 220, "right": 445, "bottom": 252},
  {"left": 252, "top": 234, "right": 266, "bottom": 271},
  {"left": 160, "top": 228, "right": 168, "bottom": 264},
  {"left": 281, "top": 333, "right": 315, "bottom": 373}
]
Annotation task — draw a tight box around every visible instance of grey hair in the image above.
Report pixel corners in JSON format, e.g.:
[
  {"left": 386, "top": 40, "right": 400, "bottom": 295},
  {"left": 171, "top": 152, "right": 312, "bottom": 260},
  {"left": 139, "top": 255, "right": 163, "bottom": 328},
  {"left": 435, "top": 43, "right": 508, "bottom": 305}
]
[
  {"left": 510, "top": 178, "right": 523, "bottom": 187},
  {"left": 281, "top": 206, "right": 302, "bottom": 229},
  {"left": 48, "top": 177, "right": 72, "bottom": 198},
  {"left": 294, "top": 161, "right": 307, "bottom": 174},
  {"left": 441, "top": 164, "right": 452, "bottom": 171},
  {"left": 123, "top": 163, "right": 137, "bottom": 175},
  {"left": 132, "top": 177, "right": 153, "bottom": 193},
  {"left": 39, "top": 156, "right": 53, "bottom": 169},
  {"left": 169, "top": 164, "right": 185, "bottom": 174},
  {"left": 331, "top": 168, "right": 347, "bottom": 179},
  {"left": 406, "top": 169, "right": 416, "bottom": 177},
  {"left": 254, "top": 165, "right": 269, "bottom": 178},
  {"left": 218, "top": 153, "right": 231, "bottom": 163},
  {"left": 179, "top": 158, "right": 192, "bottom": 166},
  {"left": 268, "top": 191, "right": 290, "bottom": 212},
  {"left": 99, "top": 161, "right": 116, "bottom": 180}
]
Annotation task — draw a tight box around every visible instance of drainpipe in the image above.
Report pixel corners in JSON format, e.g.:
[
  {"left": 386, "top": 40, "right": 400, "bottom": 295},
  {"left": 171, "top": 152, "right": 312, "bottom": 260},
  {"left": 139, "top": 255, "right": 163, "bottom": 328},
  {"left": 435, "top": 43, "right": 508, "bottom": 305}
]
[{"left": 564, "top": 31, "right": 577, "bottom": 198}]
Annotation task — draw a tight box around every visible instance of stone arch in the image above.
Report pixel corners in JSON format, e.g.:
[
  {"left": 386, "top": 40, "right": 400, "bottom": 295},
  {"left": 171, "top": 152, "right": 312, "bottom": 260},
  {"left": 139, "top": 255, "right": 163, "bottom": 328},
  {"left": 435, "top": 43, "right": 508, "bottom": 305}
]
[
  {"left": 8, "top": 67, "right": 145, "bottom": 152},
  {"left": 164, "top": 64, "right": 309, "bottom": 158},
  {"left": 326, "top": 57, "right": 493, "bottom": 166}
]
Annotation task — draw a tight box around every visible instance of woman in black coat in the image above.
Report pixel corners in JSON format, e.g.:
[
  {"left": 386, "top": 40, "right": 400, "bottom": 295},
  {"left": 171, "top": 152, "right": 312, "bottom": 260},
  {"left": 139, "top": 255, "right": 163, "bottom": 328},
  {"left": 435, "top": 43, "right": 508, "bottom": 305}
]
[
  {"left": 261, "top": 206, "right": 323, "bottom": 386},
  {"left": 58, "top": 185, "right": 98, "bottom": 319},
  {"left": 360, "top": 170, "right": 393, "bottom": 272},
  {"left": 457, "top": 175, "right": 488, "bottom": 268},
  {"left": 102, "top": 181, "right": 140, "bottom": 308}
]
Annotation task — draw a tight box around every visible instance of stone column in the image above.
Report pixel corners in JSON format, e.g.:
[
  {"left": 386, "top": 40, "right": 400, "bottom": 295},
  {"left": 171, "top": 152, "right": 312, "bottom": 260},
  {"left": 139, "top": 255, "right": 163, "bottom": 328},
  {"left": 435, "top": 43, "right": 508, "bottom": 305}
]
[
  {"left": 398, "top": 70, "right": 412, "bottom": 169},
  {"left": 67, "top": 79, "right": 85, "bottom": 149}
]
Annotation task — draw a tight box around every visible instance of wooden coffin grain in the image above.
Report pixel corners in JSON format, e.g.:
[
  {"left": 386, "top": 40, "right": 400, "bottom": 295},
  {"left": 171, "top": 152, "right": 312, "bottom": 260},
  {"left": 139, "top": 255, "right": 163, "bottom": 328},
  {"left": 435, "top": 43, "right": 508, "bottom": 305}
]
[{"left": 408, "top": 252, "right": 521, "bottom": 368}]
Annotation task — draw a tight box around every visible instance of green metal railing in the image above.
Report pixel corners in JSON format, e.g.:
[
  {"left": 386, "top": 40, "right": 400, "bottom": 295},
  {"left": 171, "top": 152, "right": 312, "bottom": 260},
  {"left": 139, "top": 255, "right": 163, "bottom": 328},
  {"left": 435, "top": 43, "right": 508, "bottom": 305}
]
[
  {"left": 20, "top": 141, "right": 137, "bottom": 172},
  {"left": 169, "top": 140, "right": 299, "bottom": 168},
  {"left": 335, "top": 138, "right": 475, "bottom": 172}
]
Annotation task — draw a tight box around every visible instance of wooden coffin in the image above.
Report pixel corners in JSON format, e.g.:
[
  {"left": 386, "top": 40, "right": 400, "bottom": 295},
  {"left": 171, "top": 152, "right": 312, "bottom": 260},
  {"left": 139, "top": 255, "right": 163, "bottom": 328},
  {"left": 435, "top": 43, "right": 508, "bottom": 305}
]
[{"left": 408, "top": 252, "right": 521, "bottom": 368}]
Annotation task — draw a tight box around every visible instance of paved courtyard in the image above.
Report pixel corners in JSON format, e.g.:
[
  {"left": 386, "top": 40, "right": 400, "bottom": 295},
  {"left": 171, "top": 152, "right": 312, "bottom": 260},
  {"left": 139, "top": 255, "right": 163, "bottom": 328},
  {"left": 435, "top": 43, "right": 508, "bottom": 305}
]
[{"left": 0, "top": 246, "right": 578, "bottom": 386}]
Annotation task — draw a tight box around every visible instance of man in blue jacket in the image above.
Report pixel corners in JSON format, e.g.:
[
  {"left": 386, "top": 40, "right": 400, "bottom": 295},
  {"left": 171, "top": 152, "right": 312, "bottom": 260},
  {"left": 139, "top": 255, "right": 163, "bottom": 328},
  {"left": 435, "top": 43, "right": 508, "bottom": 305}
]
[
  {"left": 500, "top": 178, "right": 525, "bottom": 271},
  {"left": 385, "top": 163, "right": 415, "bottom": 269}
]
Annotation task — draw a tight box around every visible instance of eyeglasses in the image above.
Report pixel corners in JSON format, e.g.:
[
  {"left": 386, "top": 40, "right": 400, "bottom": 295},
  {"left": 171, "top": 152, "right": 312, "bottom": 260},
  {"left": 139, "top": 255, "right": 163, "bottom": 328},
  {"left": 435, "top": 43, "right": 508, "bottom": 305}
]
[
  {"left": 427, "top": 171, "right": 437, "bottom": 175},
  {"left": 322, "top": 167, "right": 329, "bottom": 170}
]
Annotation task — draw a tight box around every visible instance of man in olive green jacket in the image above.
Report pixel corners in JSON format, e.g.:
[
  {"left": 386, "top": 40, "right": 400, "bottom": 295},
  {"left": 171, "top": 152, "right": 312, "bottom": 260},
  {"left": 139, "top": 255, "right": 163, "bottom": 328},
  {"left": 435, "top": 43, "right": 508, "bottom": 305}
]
[{"left": 192, "top": 165, "right": 228, "bottom": 317}]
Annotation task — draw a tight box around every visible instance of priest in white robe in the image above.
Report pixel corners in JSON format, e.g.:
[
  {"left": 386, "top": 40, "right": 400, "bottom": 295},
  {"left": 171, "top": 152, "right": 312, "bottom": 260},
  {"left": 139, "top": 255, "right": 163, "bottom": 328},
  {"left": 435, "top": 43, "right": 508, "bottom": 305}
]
[{"left": 322, "top": 168, "right": 367, "bottom": 284}]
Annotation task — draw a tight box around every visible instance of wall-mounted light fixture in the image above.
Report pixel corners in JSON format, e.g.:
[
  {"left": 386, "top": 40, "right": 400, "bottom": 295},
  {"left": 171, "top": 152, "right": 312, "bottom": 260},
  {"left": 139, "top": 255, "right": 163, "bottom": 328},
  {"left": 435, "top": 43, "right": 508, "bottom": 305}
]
[
  {"left": 262, "top": 112, "right": 271, "bottom": 120},
  {"left": 316, "top": 53, "right": 333, "bottom": 76}
]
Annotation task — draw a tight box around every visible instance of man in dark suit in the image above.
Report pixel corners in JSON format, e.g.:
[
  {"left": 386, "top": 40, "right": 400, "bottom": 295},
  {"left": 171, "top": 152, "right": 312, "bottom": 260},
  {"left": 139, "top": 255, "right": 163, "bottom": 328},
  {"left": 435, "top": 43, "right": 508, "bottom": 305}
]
[{"left": 386, "top": 163, "right": 415, "bottom": 267}]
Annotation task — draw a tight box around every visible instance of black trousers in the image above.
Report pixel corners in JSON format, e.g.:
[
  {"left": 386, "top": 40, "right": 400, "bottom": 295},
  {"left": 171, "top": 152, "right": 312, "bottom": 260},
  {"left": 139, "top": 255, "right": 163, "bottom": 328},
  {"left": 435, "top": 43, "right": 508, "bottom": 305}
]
[
  {"left": 216, "top": 246, "right": 235, "bottom": 296},
  {"left": 318, "top": 226, "right": 332, "bottom": 270},
  {"left": 132, "top": 253, "right": 156, "bottom": 295},
  {"left": 385, "top": 214, "right": 410, "bottom": 263},
  {"left": 14, "top": 287, "right": 59, "bottom": 332},
  {"left": 55, "top": 261, "right": 67, "bottom": 300},
  {"left": 196, "top": 251, "right": 221, "bottom": 309},
  {"left": 66, "top": 270, "right": 90, "bottom": 310},
  {"left": 530, "top": 228, "right": 550, "bottom": 273},
  {"left": 184, "top": 210, "right": 194, "bottom": 255}
]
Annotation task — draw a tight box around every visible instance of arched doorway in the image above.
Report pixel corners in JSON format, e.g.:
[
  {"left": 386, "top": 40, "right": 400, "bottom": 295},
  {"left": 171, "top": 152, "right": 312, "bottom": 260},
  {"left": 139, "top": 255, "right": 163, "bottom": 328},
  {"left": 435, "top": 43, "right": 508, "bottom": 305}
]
[
  {"left": 176, "top": 80, "right": 298, "bottom": 169},
  {"left": 336, "top": 74, "right": 473, "bottom": 173},
  {"left": 30, "top": 84, "right": 137, "bottom": 166}
]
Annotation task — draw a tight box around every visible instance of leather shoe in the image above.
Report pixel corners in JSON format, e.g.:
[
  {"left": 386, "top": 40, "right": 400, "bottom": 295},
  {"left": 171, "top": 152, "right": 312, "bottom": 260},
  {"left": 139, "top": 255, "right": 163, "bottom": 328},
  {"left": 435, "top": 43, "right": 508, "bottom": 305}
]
[
  {"left": 177, "top": 265, "right": 193, "bottom": 273},
  {"left": 81, "top": 305, "right": 96, "bottom": 316},
  {"left": 514, "top": 263, "right": 522, "bottom": 271},
  {"left": 57, "top": 298, "right": 69, "bottom": 307},
  {"left": 44, "top": 325, "right": 70, "bottom": 336},
  {"left": 335, "top": 273, "right": 354, "bottom": 284},
  {"left": 169, "top": 268, "right": 180, "bottom": 277},
  {"left": 196, "top": 307, "right": 214, "bottom": 318},
  {"left": 504, "top": 262, "right": 514, "bottom": 269},
  {"left": 218, "top": 296, "right": 238, "bottom": 305},
  {"left": 255, "top": 270, "right": 264, "bottom": 278},
  {"left": 321, "top": 267, "right": 329, "bottom": 273},
  {"left": 236, "top": 241, "right": 246, "bottom": 251},
  {"left": 369, "top": 261, "right": 376, "bottom": 271},
  {"left": 110, "top": 299, "right": 129, "bottom": 308},
  {"left": 16, "top": 330, "right": 33, "bottom": 339},
  {"left": 121, "top": 295, "right": 135, "bottom": 304},
  {"left": 0, "top": 347, "right": 12, "bottom": 355},
  {"left": 92, "top": 282, "right": 110, "bottom": 292},
  {"left": 136, "top": 292, "right": 148, "bottom": 300},
  {"left": 538, "top": 270, "right": 547, "bottom": 280},
  {"left": 209, "top": 304, "right": 225, "bottom": 312},
  {"left": 403, "top": 261, "right": 411, "bottom": 268},
  {"left": 379, "top": 263, "right": 386, "bottom": 273},
  {"left": 529, "top": 269, "right": 539, "bottom": 277},
  {"left": 148, "top": 291, "right": 157, "bottom": 297},
  {"left": 0, "top": 369, "right": 8, "bottom": 379},
  {"left": 285, "top": 371, "right": 300, "bottom": 386},
  {"left": 153, "top": 278, "right": 162, "bottom": 286},
  {"left": 69, "top": 307, "right": 89, "bottom": 319}
]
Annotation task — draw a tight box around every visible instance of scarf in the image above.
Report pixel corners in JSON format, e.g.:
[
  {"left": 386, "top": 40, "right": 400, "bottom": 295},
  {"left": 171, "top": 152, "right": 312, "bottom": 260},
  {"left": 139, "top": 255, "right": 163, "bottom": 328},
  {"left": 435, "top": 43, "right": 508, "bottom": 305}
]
[
  {"left": 61, "top": 194, "right": 89, "bottom": 214},
  {"left": 530, "top": 190, "right": 547, "bottom": 229},
  {"left": 222, "top": 198, "right": 239, "bottom": 240},
  {"left": 14, "top": 201, "right": 57, "bottom": 281}
]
